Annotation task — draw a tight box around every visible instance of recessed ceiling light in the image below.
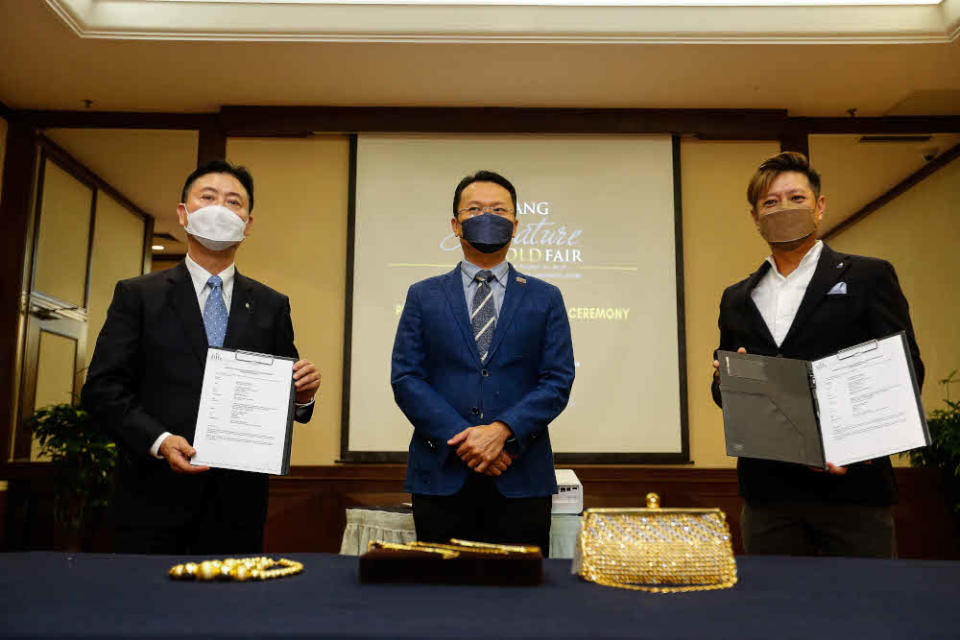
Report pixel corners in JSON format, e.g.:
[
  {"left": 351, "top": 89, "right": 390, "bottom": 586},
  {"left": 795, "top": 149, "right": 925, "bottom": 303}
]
[{"left": 152, "top": 245, "right": 166, "bottom": 251}]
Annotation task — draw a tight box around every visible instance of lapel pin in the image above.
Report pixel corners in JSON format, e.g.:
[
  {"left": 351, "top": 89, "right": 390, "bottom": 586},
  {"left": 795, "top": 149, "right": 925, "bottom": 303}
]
[
  {"left": 516, "top": 276, "right": 527, "bottom": 284},
  {"left": 245, "top": 302, "right": 251, "bottom": 309},
  {"left": 837, "top": 262, "right": 844, "bottom": 269}
]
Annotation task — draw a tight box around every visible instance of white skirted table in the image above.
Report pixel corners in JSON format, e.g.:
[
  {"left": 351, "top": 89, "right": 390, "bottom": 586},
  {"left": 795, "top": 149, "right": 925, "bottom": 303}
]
[{"left": 339, "top": 505, "right": 583, "bottom": 558}]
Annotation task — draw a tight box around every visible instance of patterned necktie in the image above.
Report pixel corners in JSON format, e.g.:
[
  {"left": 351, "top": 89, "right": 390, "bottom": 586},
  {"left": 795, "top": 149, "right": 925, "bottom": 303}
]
[
  {"left": 203, "top": 275, "right": 228, "bottom": 348},
  {"left": 471, "top": 270, "right": 496, "bottom": 362}
]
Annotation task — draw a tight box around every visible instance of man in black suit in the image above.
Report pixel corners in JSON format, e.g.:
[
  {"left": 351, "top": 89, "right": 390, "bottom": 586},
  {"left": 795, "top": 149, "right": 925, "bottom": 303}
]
[
  {"left": 82, "top": 160, "right": 320, "bottom": 554},
  {"left": 712, "top": 151, "right": 923, "bottom": 557}
]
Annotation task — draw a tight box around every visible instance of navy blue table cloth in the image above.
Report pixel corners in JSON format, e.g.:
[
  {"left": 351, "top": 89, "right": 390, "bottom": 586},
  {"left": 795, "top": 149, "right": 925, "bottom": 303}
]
[{"left": 1, "top": 552, "right": 958, "bottom": 639}]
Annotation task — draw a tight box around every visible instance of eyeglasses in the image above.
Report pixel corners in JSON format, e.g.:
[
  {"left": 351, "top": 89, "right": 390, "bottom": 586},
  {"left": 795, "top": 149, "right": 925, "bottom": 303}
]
[{"left": 457, "top": 206, "right": 514, "bottom": 217}]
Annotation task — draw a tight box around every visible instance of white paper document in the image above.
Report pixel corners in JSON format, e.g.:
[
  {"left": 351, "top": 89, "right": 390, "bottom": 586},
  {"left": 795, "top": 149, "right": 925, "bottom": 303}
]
[
  {"left": 812, "top": 334, "right": 929, "bottom": 467},
  {"left": 191, "top": 348, "right": 295, "bottom": 475}
]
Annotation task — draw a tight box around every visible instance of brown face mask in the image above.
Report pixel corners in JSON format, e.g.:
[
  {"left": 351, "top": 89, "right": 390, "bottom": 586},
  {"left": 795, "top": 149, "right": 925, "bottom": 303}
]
[{"left": 757, "top": 207, "right": 817, "bottom": 244}]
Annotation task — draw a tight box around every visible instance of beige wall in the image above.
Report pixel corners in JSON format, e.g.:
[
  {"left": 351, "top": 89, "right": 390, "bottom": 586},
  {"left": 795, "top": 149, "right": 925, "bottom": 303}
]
[
  {"left": 829, "top": 158, "right": 960, "bottom": 425},
  {"left": 225, "top": 137, "right": 350, "bottom": 466},
  {"left": 810, "top": 133, "right": 960, "bottom": 234},
  {"left": 681, "top": 140, "right": 781, "bottom": 467}
]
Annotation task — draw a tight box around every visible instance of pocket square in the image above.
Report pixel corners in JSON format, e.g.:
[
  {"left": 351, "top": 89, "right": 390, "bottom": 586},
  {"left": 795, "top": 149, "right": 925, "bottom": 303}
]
[{"left": 828, "top": 281, "right": 847, "bottom": 295}]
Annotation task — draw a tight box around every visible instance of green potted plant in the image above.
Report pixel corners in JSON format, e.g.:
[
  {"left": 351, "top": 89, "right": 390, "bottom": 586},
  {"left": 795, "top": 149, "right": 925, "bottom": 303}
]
[
  {"left": 25, "top": 402, "right": 117, "bottom": 550},
  {"left": 909, "top": 370, "right": 960, "bottom": 511}
]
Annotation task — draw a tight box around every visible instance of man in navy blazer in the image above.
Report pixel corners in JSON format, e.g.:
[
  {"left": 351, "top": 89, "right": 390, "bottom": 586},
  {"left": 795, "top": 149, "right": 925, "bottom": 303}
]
[
  {"left": 711, "top": 152, "right": 923, "bottom": 557},
  {"left": 391, "top": 170, "right": 575, "bottom": 554}
]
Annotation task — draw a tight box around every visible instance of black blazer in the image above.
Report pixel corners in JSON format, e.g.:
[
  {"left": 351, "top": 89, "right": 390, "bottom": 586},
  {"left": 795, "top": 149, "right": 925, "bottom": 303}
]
[
  {"left": 82, "top": 261, "right": 313, "bottom": 529},
  {"left": 711, "top": 243, "right": 923, "bottom": 506}
]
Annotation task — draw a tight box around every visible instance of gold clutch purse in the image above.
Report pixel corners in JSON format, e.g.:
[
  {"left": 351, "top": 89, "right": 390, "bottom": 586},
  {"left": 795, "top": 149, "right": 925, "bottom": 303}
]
[{"left": 574, "top": 493, "right": 738, "bottom": 593}]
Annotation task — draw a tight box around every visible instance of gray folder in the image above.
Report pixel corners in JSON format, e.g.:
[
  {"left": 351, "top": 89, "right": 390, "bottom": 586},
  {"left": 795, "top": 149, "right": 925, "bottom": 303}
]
[
  {"left": 718, "top": 332, "right": 929, "bottom": 468},
  {"left": 717, "top": 350, "right": 825, "bottom": 467}
]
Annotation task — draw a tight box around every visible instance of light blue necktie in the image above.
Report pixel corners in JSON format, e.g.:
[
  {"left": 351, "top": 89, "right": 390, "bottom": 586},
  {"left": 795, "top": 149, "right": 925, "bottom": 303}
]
[{"left": 203, "top": 275, "right": 228, "bottom": 348}]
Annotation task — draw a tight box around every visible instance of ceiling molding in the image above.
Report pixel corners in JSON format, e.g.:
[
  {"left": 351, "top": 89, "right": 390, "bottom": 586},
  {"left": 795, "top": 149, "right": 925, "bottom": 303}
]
[{"left": 44, "top": 0, "right": 960, "bottom": 44}]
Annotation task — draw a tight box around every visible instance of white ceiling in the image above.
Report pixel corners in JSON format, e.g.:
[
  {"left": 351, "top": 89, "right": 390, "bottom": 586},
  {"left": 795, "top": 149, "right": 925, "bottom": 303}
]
[
  {"left": 44, "top": 0, "right": 960, "bottom": 43},
  {"left": 0, "top": 1, "right": 956, "bottom": 116}
]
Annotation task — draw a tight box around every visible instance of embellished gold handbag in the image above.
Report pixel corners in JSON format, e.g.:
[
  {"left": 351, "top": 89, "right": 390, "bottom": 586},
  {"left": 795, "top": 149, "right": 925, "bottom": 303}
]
[{"left": 574, "top": 493, "right": 738, "bottom": 593}]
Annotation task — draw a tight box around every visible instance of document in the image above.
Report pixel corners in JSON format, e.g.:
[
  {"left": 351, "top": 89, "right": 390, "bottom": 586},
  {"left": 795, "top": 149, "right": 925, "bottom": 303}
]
[
  {"left": 191, "top": 348, "right": 295, "bottom": 475},
  {"left": 718, "top": 332, "right": 929, "bottom": 468},
  {"left": 812, "top": 335, "right": 929, "bottom": 467}
]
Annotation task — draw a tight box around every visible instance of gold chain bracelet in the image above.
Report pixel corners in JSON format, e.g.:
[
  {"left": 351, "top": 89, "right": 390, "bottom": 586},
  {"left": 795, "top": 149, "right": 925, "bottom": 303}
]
[{"left": 168, "top": 557, "right": 304, "bottom": 582}]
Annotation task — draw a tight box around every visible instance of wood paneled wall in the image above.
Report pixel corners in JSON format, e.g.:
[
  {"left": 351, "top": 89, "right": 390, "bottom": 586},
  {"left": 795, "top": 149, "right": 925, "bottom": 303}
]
[
  {"left": 3, "top": 465, "right": 957, "bottom": 560},
  {"left": 263, "top": 465, "right": 958, "bottom": 559}
]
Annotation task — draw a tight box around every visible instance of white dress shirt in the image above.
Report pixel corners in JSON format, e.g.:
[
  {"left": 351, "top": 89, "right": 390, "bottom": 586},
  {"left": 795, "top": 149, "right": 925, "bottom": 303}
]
[{"left": 750, "top": 240, "right": 824, "bottom": 347}]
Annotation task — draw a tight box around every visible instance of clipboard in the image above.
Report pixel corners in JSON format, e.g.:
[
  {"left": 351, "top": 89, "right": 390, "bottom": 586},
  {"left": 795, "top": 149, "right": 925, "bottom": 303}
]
[
  {"left": 718, "top": 332, "right": 930, "bottom": 468},
  {"left": 191, "top": 348, "right": 296, "bottom": 476}
]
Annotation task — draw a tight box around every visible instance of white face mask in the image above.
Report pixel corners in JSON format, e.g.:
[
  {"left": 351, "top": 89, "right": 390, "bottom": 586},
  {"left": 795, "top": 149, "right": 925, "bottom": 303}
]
[{"left": 182, "top": 204, "right": 248, "bottom": 251}]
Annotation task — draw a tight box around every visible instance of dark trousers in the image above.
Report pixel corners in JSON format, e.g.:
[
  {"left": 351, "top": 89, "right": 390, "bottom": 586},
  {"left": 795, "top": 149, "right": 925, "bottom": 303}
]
[
  {"left": 113, "top": 509, "right": 264, "bottom": 555},
  {"left": 412, "top": 474, "right": 553, "bottom": 556},
  {"left": 742, "top": 501, "right": 896, "bottom": 558}
]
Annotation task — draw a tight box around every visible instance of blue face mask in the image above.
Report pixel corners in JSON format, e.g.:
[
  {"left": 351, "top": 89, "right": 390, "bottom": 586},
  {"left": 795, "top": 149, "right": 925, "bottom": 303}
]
[{"left": 460, "top": 213, "right": 515, "bottom": 254}]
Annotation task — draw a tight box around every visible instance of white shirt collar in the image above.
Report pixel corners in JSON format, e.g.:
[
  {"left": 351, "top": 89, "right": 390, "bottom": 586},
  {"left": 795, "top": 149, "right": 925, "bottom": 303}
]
[
  {"left": 763, "top": 240, "right": 823, "bottom": 281},
  {"left": 184, "top": 253, "right": 236, "bottom": 297}
]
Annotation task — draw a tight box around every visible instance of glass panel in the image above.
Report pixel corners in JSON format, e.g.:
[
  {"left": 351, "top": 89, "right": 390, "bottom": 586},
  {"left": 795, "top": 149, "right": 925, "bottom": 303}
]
[
  {"left": 33, "top": 160, "right": 94, "bottom": 307},
  {"left": 87, "top": 193, "right": 145, "bottom": 355},
  {"left": 31, "top": 331, "right": 78, "bottom": 461}
]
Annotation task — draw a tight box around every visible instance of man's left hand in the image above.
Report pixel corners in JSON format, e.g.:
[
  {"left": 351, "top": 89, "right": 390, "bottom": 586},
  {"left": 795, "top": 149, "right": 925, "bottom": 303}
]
[
  {"left": 293, "top": 359, "right": 321, "bottom": 404},
  {"left": 448, "top": 422, "right": 512, "bottom": 474}
]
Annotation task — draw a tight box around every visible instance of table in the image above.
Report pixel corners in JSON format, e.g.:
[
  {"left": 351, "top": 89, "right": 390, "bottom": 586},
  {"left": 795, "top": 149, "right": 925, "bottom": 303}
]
[
  {"left": 1, "top": 552, "right": 958, "bottom": 639},
  {"left": 339, "top": 505, "right": 583, "bottom": 558}
]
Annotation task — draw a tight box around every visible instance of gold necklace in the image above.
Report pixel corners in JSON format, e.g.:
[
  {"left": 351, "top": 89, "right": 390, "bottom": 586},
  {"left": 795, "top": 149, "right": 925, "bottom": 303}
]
[{"left": 168, "top": 556, "right": 304, "bottom": 582}]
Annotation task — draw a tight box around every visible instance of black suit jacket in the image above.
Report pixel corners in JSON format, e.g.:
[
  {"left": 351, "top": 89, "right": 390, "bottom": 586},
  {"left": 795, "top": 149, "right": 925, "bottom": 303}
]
[
  {"left": 81, "top": 261, "right": 313, "bottom": 530},
  {"left": 711, "top": 243, "right": 923, "bottom": 506}
]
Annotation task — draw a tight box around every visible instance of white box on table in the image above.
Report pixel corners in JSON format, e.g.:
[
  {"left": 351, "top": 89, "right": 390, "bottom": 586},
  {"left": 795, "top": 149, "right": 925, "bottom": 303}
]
[{"left": 552, "top": 469, "right": 583, "bottom": 514}]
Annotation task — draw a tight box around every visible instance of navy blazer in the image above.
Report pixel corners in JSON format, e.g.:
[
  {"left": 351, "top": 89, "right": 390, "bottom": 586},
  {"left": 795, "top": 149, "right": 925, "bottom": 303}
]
[
  {"left": 391, "top": 264, "right": 575, "bottom": 498},
  {"left": 711, "top": 243, "right": 923, "bottom": 506}
]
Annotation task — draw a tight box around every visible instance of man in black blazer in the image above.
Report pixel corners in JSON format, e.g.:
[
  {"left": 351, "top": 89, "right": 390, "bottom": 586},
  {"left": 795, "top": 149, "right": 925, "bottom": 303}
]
[
  {"left": 712, "top": 151, "right": 923, "bottom": 557},
  {"left": 82, "top": 161, "right": 320, "bottom": 554}
]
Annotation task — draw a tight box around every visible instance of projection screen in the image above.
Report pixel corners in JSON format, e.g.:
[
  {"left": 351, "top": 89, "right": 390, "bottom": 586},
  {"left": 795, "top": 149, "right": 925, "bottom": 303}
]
[{"left": 344, "top": 134, "right": 686, "bottom": 462}]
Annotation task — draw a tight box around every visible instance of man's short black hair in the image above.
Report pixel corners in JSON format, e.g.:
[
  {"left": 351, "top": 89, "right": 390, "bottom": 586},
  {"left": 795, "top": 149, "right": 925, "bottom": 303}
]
[
  {"left": 181, "top": 160, "right": 255, "bottom": 212},
  {"left": 452, "top": 170, "right": 517, "bottom": 218}
]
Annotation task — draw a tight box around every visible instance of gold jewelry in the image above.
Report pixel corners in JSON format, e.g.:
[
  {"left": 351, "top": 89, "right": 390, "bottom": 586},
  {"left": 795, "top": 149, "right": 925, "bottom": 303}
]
[
  {"left": 168, "top": 557, "right": 304, "bottom": 582},
  {"left": 369, "top": 542, "right": 460, "bottom": 559},
  {"left": 366, "top": 539, "right": 541, "bottom": 558},
  {"left": 448, "top": 539, "right": 541, "bottom": 554}
]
